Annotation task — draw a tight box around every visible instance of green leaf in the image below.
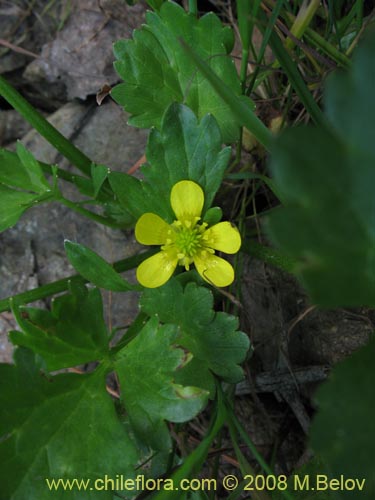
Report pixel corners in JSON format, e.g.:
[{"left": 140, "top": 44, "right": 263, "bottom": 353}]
[
  {"left": 0, "top": 348, "right": 139, "bottom": 500},
  {"left": 0, "top": 146, "right": 55, "bottom": 232},
  {"left": 310, "top": 338, "right": 375, "bottom": 498},
  {"left": 0, "top": 148, "right": 40, "bottom": 192},
  {"left": 91, "top": 163, "right": 109, "bottom": 198},
  {"left": 236, "top": 0, "right": 252, "bottom": 51},
  {"left": 267, "top": 32, "right": 375, "bottom": 307},
  {"left": 174, "top": 357, "right": 216, "bottom": 398},
  {"left": 109, "top": 103, "right": 231, "bottom": 221},
  {"left": 0, "top": 184, "right": 40, "bottom": 232},
  {"left": 112, "top": 1, "right": 244, "bottom": 143},
  {"left": 324, "top": 32, "right": 375, "bottom": 159},
  {"left": 10, "top": 285, "right": 109, "bottom": 370},
  {"left": 64, "top": 240, "right": 135, "bottom": 292},
  {"left": 114, "top": 317, "right": 208, "bottom": 450},
  {"left": 141, "top": 279, "right": 250, "bottom": 386},
  {"left": 179, "top": 41, "right": 271, "bottom": 149},
  {"left": 16, "top": 142, "right": 51, "bottom": 192},
  {"left": 146, "top": 0, "right": 165, "bottom": 10}
]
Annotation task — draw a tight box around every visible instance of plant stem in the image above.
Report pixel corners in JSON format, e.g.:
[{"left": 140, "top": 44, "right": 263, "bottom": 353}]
[
  {"left": 285, "top": 0, "right": 321, "bottom": 50},
  {"left": 0, "top": 75, "right": 92, "bottom": 176},
  {"left": 240, "top": 46, "right": 250, "bottom": 92},
  {"left": 39, "top": 161, "right": 89, "bottom": 185},
  {"left": 188, "top": 0, "right": 197, "bottom": 16},
  {"left": 0, "top": 250, "right": 156, "bottom": 313},
  {"left": 58, "top": 196, "right": 122, "bottom": 229}
]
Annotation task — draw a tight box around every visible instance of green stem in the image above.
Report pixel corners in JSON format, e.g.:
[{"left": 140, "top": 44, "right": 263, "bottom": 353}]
[
  {"left": 355, "top": 0, "right": 363, "bottom": 34},
  {"left": 0, "top": 250, "right": 156, "bottom": 313},
  {"left": 58, "top": 196, "right": 121, "bottom": 229},
  {"left": 0, "top": 75, "right": 92, "bottom": 176},
  {"left": 285, "top": 0, "right": 321, "bottom": 50},
  {"left": 188, "top": 0, "right": 197, "bottom": 16},
  {"left": 41, "top": 159, "right": 116, "bottom": 202},
  {"left": 39, "top": 161, "right": 88, "bottom": 185},
  {"left": 240, "top": 46, "right": 250, "bottom": 92}
]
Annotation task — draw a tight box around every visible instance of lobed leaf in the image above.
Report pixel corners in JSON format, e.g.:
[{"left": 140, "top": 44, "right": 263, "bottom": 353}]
[
  {"left": 0, "top": 185, "right": 40, "bottom": 233},
  {"left": 0, "top": 146, "right": 53, "bottom": 232},
  {"left": 109, "top": 103, "right": 231, "bottom": 221},
  {"left": 111, "top": 1, "right": 246, "bottom": 143},
  {"left": 16, "top": 142, "right": 51, "bottom": 192},
  {"left": 90, "top": 163, "right": 109, "bottom": 198},
  {"left": 141, "top": 279, "right": 250, "bottom": 387},
  {"left": 114, "top": 317, "right": 208, "bottom": 450},
  {"left": 0, "top": 348, "right": 138, "bottom": 500},
  {"left": 1, "top": 148, "right": 42, "bottom": 192},
  {"left": 10, "top": 284, "right": 109, "bottom": 371}
]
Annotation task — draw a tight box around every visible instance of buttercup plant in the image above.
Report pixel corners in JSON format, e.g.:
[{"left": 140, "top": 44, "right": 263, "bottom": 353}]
[{"left": 135, "top": 180, "right": 241, "bottom": 288}]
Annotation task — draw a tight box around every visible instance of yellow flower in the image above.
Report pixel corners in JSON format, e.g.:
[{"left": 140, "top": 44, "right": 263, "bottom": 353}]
[{"left": 135, "top": 180, "right": 241, "bottom": 288}]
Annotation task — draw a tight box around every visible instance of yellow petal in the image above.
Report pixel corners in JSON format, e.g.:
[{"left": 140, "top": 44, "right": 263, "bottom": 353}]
[
  {"left": 194, "top": 253, "right": 235, "bottom": 287},
  {"left": 170, "top": 180, "right": 204, "bottom": 221},
  {"left": 135, "top": 213, "right": 171, "bottom": 245},
  {"left": 136, "top": 251, "right": 178, "bottom": 288},
  {"left": 203, "top": 222, "right": 241, "bottom": 254}
]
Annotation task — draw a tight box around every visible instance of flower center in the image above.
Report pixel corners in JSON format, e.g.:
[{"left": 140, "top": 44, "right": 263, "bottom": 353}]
[
  {"left": 162, "top": 218, "right": 210, "bottom": 270},
  {"left": 175, "top": 226, "right": 201, "bottom": 257}
]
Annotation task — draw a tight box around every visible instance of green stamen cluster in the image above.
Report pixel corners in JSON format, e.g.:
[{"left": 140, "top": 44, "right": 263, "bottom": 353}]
[{"left": 161, "top": 219, "right": 213, "bottom": 270}]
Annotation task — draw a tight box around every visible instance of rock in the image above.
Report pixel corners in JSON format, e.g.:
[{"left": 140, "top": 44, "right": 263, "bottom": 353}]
[
  {"left": 0, "top": 4, "right": 29, "bottom": 74},
  {"left": 0, "top": 110, "right": 32, "bottom": 146},
  {"left": 65, "top": 99, "right": 148, "bottom": 171},
  {"left": 23, "top": 0, "right": 146, "bottom": 101}
]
